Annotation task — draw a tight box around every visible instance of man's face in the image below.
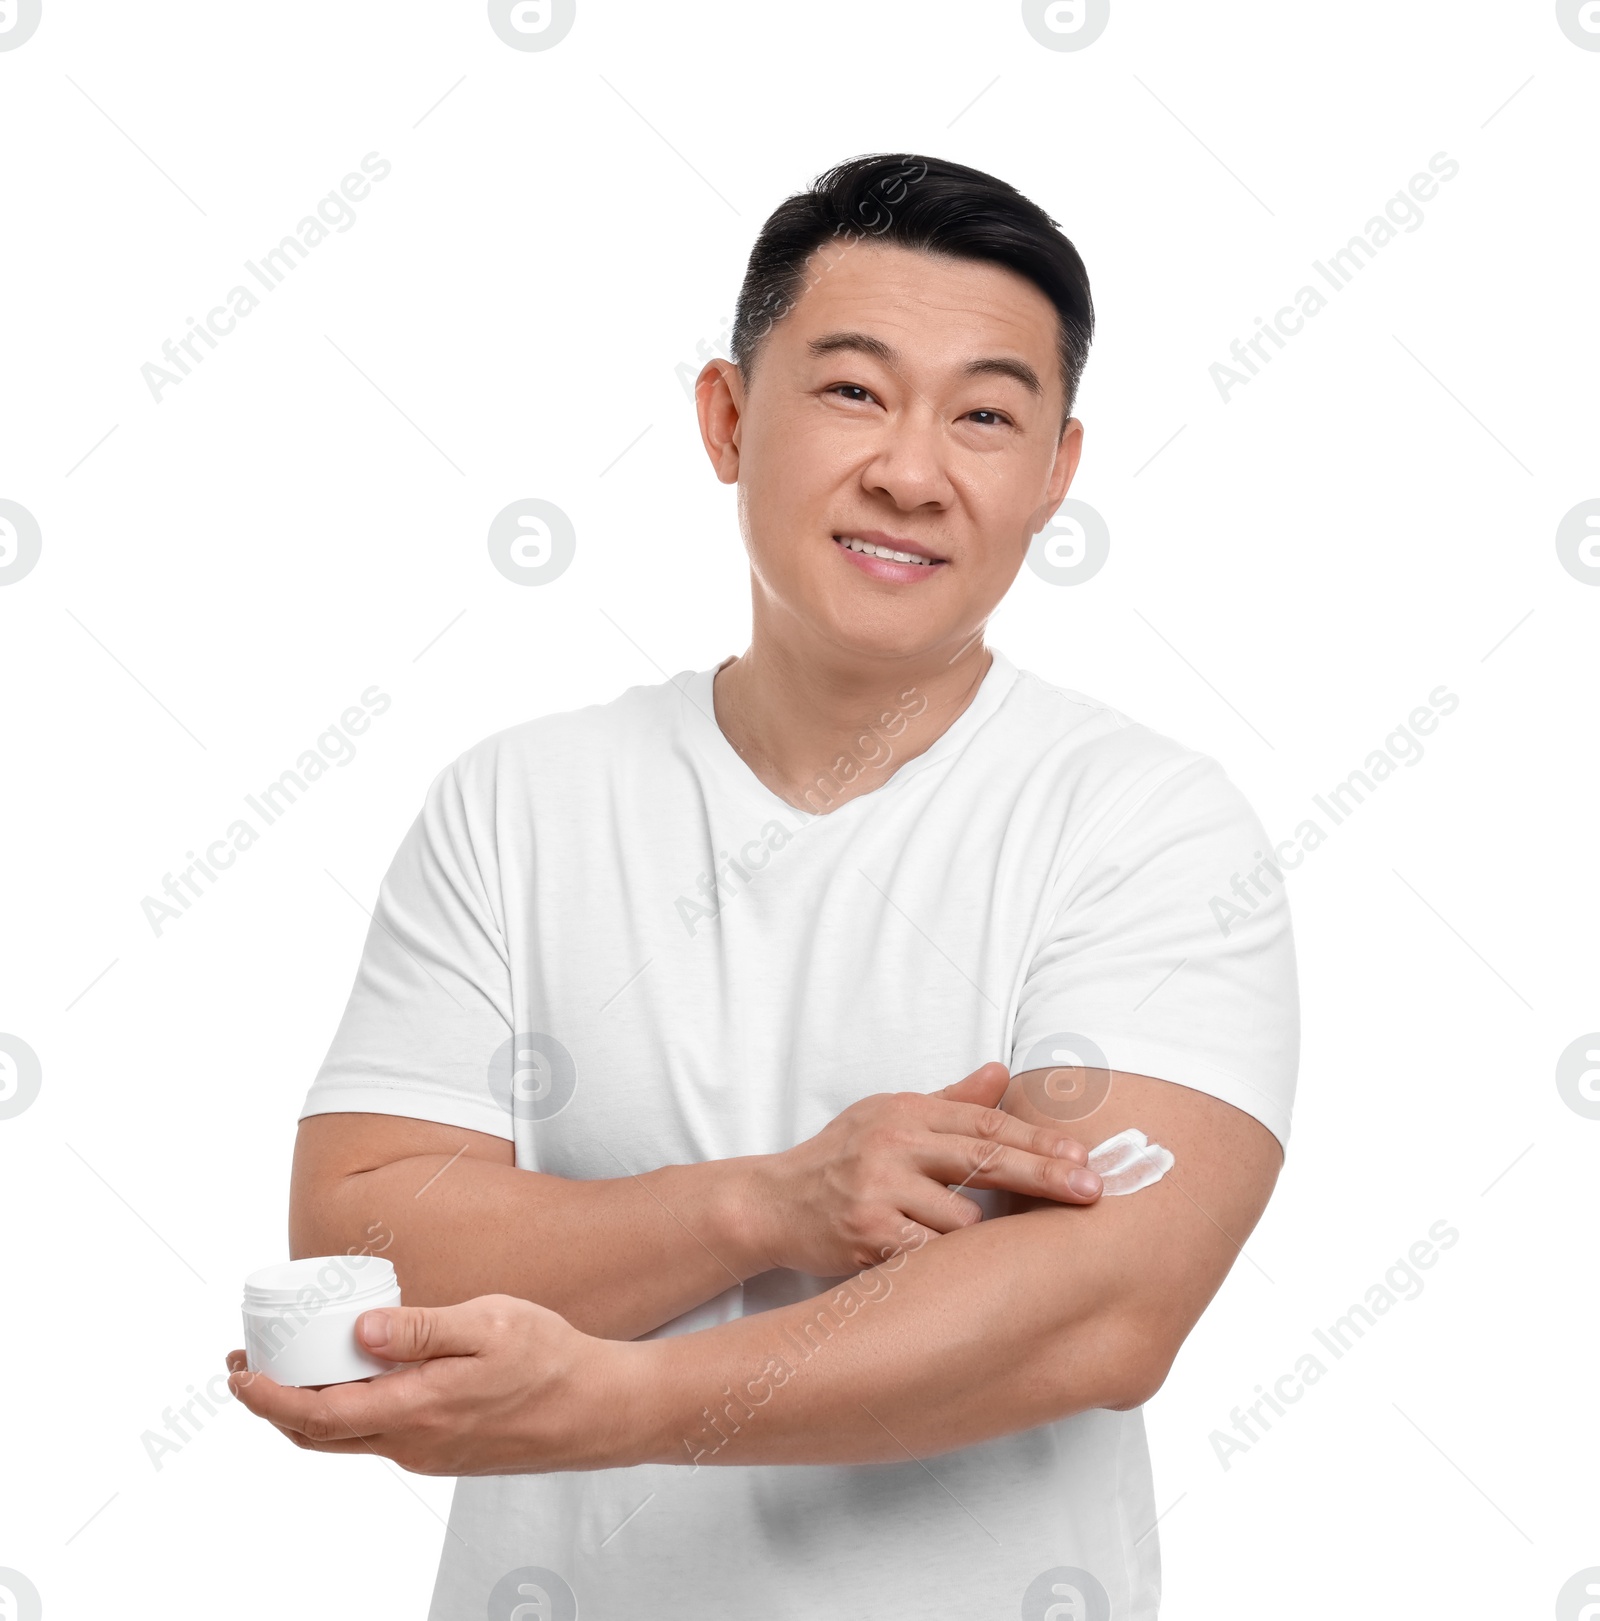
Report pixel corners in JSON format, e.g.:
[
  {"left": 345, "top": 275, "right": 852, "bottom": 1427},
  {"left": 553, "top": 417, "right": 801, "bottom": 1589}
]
[{"left": 698, "top": 239, "right": 1083, "bottom": 665}]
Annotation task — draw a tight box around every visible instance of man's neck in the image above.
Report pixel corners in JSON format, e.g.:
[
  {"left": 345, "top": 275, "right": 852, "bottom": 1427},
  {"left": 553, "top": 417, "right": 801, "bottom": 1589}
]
[{"left": 710, "top": 632, "right": 994, "bottom": 815}]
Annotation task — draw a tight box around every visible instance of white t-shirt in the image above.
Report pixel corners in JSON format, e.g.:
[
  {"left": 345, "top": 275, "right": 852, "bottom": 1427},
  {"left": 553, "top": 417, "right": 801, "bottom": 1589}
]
[{"left": 300, "top": 646, "right": 1298, "bottom": 1620}]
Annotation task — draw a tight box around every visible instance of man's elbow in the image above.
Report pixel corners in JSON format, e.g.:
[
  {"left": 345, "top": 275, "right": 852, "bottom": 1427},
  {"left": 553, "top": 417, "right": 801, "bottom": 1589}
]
[
  {"left": 1103, "top": 1358, "right": 1171, "bottom": 1412},
  {"left": 288, "top": 1163, "right": 381, "bottom": 1262},
  {"left": 1065, "top": 1317, "right": 1179, "bottom": 1413},
  {"left": 288, "top": 1180, "right": 354, "bottom": 1261}
]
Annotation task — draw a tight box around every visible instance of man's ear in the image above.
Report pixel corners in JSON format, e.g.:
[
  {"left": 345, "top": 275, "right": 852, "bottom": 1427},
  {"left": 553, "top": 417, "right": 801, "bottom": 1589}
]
[
  {"left": 695, "top": 359, "right": 744, "bottom": 485},
  {"left": 1042, "top": 417, "right": 1084, "bottom": 522},
  {"left": 1019, "top": 418, "right": 1086, "bottom": 556}
]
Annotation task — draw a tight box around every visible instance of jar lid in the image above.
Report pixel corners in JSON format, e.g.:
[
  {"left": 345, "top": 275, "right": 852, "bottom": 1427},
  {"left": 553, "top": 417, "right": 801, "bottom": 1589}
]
[{"left": 243, "top": 1254, "right": 398, "bottom": 1311}]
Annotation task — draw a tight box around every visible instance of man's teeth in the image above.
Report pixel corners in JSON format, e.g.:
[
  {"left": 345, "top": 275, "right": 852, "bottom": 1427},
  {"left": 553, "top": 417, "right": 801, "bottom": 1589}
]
[{"left": 836, "top": 536, "right": 935, "bottom": 565}]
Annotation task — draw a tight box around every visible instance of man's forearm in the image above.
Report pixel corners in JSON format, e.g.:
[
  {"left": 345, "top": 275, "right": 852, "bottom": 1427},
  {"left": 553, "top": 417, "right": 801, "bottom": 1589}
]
[
  {"left": 247, "top": 1081, "right": 1269, "bottom": 1484},
  {"left": 625, "top": 1202, "right": 1155, "bottom": 1468},
  {"left": 297, "top": 1152, "right": 774, "bottom": 1341}
]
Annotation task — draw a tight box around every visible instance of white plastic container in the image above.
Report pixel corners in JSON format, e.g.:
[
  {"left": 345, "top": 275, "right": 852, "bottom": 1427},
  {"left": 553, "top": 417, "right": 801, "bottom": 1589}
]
[{"left": 242, "top": 1255, "right": 402, "bottom": 1387}]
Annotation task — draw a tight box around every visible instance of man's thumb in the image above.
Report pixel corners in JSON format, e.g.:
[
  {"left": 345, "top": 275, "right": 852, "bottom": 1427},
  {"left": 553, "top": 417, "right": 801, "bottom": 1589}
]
[{"left": 357, "top": 1303, "right": 468, "bottom": 1363}]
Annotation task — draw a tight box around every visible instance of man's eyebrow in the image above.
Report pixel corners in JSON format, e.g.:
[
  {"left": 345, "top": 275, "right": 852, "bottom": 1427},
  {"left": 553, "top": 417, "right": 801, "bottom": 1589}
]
[
  {"left": 808, "top": 331, "right": 899, "bottom": 367},
  {"left": 807, "top": 331, "right": 1043, "bottom": 397},
  {"left": 961, "top": 355, "right": 1043, "bottom": 397}
]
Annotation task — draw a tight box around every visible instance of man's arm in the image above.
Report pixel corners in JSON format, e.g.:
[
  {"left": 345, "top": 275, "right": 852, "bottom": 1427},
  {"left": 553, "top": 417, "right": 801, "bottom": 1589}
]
[
  {"left": 289, "top": 1062, "right": 1103, "bottom": 1344},
  {"left": 231, "top": 1069, "right": 1278, "bottom": 1474},
  {"left": 631, "top": 1069, "right": 1280, "bottom": 1465},
  {"left": 290, "top": 1112, "right": 771, "bottom": 1341}
]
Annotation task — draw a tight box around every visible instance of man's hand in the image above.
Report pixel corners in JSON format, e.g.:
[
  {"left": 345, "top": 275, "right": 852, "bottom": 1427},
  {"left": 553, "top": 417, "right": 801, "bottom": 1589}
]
[
  {"left": 225, "top": 1296, "right": 650, "bottom": 1476},
  {"left": 742, "top": 1061, "right": 1102, "bottom": 1278}
]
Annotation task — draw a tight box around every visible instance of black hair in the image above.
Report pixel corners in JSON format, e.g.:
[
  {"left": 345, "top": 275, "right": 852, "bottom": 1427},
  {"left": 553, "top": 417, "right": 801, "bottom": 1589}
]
[{"left": 729, "top": 153, "right": 1094, "bottom": 433}]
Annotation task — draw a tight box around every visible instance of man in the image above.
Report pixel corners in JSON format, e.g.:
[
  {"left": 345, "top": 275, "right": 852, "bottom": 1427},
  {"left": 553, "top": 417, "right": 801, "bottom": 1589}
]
[{"left": 229, "top": 152, "right": 1298, "bottom": 1618}]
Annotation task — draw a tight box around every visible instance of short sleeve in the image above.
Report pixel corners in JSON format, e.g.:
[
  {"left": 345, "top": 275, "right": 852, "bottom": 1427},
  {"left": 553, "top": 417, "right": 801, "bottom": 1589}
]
[
  {"left": 299, "top": 757, "right": 516, "bottom": 1139},
  {"left": 1009, "top": 751, "right": 1300, "bottom": 1150}
]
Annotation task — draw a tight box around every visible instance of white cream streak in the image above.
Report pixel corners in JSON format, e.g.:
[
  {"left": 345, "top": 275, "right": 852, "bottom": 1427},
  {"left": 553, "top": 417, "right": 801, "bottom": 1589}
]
[{"left": 1087, "top": 1128, "right": 1175, "bottom": 1196}]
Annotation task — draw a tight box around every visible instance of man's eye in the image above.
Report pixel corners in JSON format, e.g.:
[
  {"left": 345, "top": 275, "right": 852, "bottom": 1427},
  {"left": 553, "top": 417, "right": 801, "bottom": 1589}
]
[
  {"left": 967, "top": 409, "right": 1012, "bottom": 427},
  {"left": 829, "top": 384, "right": 874, "bottom": 403}
]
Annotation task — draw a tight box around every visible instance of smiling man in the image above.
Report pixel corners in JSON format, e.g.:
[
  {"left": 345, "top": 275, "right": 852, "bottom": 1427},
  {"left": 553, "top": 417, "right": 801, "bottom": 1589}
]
[{"left": 230, "top": 154, "right": 1298, "bottom": 1618}]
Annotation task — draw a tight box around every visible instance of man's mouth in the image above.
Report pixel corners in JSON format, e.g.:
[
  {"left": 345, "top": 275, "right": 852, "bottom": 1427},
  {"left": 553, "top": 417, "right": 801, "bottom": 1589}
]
[{"left": 832, "top": 533, "right": 947, "bottom": 569}]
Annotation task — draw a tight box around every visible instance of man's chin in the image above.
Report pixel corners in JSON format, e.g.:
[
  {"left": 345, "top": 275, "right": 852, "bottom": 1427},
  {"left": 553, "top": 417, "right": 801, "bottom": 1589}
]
[{"left": 809, "top": 605, "right": 967, "bottom": 669}]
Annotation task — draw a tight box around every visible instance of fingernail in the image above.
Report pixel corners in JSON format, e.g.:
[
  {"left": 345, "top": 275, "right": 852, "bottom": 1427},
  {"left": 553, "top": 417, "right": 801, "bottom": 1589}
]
[
  {"left": 361, "top": 1310, "right": 391, "bottom": 1348},
  {"left": 1068, "top": 1169, "right": 1101, "bottom": 1197},
  {"left": 1053, "top": 1139, "right": 1081, "bottom": 1160}
]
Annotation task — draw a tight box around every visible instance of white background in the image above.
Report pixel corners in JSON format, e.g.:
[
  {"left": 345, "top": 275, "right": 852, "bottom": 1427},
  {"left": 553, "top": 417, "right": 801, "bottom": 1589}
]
[{"left": 1, "top": 2, "right": 1595, "bottom": 1616}]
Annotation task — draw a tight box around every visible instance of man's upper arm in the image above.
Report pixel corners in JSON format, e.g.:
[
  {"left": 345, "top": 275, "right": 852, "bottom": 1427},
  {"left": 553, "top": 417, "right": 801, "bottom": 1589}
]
[{"left": 997, "top": 1066, "right": 1282, "bottom": 1407}]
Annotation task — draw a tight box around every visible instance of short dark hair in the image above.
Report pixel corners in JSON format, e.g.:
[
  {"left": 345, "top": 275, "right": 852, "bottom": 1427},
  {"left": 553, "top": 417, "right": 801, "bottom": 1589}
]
[{"left": 730, "top": 153, "right": 1094, "bottom": 432}]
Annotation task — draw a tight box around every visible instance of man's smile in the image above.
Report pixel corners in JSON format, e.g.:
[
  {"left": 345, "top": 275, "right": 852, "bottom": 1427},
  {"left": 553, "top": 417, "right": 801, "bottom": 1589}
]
[{"left": 832, "top": 530, "right": 948, "bottom": 582}]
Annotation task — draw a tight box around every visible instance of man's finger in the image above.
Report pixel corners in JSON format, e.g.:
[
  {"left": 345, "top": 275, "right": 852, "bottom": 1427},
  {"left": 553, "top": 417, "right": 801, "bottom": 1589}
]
[
  {"left": 924, "top": 1138, "right": 1102, "bottom": 1201},
  {"left": 224, "top": 1351, "right": 313, "bottom": 1446},
  {"left": 229, "top": 1372, "right": 410, "bottom": 1444},
  {"left": 933, "top": 1060, "right": 1010, "bottom": 1102},
  {"left": 897, "top": 1180, "right": 987, "bottom": 1236},
  {"left": 924, "top": 1099, "right": 1089, "bottom": 1166},
  {"left": 874, "top": 1218, "right": 941, "bottom": 1261},
  {"left": 227, "top": 1351, "right": 423, "bottom": 1442}
]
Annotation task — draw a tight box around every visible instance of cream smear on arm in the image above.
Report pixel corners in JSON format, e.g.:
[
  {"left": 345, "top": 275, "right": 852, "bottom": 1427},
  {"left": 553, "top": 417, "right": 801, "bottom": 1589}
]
[{"left": 1087, "top": 1128, "right": 1175, "bottom": 1196}]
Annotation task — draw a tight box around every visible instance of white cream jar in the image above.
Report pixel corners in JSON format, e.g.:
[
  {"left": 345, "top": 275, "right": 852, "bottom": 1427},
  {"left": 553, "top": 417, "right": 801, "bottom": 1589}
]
[{"left": 241, "top": 1254, "right": 402, "bottom": 1388}]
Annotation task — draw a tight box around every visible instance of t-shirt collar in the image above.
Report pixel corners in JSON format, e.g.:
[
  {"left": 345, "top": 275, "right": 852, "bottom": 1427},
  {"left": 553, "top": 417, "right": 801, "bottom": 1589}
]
[{"left": 676, "top": 646, "right": 1019, "bottom": 820}]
